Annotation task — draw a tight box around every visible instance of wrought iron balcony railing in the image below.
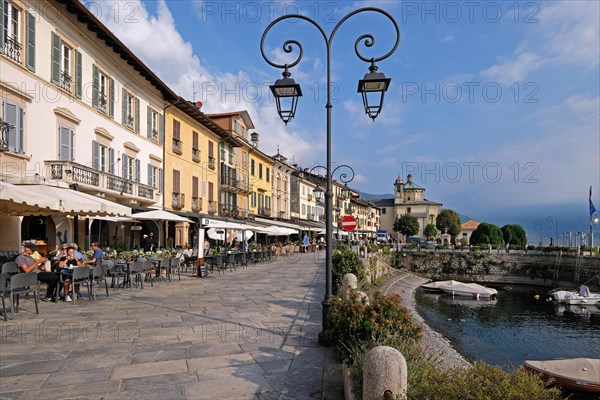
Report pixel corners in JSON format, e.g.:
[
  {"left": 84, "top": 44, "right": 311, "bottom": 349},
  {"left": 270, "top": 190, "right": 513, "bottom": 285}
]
[
  {"left": 208, "top": 156, "right": 216, "bottom": 170},
  {"left": 172, "top": 139, "right": 182, "bottom": 155},
  {"left": 4, "top": 36, "right": 21, "bottom": 63},
  {"left": 124, "top": 114, "right": 134, "bottom": 129},
  {"left": 258, "top": 207, "right": 271, "bottom": 217},
  {"left": 98, "top": 93, "right": 107, "bottom": 113},
  {"left": 191, "top": 197, "right": 202, "bottom": 212},
  {"left": 172, "top": 192, "right": 185, "bottom": 209},
  {"left": 307, "top": 213, "right": 314, "bottom": 220},
  {"left": 207, "top": 200, "right": 217, "bottom": 215},
  {"left": 60, "top": 71, "right": 72, "bottom": 92},
  {"left": 45, "top": 161, "right": 155, "bottom": 201},
  {"left": 192, "top": 149, "right": 200, "bottom": 162}
]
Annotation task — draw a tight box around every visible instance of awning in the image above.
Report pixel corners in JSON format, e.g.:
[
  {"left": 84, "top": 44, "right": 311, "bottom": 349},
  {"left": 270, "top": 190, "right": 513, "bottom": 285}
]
[
  {"left": 1, "top": 182, "right": 131, "bottom": 216},
  {"left": 1, "top": 181, "right": 62, "bottom": 216},
  {"left": 132, "top": 209, "right": 192, "bottom": 222}
]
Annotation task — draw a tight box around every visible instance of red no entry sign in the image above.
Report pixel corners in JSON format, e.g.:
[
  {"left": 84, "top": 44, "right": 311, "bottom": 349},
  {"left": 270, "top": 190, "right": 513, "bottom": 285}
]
[{"left": 341, "top": 215, "right": 357, "bottom": 231}]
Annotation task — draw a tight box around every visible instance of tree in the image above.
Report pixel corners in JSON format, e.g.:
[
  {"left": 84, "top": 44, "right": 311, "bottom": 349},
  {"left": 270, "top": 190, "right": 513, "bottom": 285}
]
[
  {"left": 436, "top": 209, "right": 461, "bottom": 238},
  {"left": 501, "top": 224, "right": 527, "bottom": 246},
  {"left": 394, "top": 214, "right": 420, "bottom": 238},
  {"left": 470, "top": 222, "right": 504, "bottom": 246},
  {"left": 424, "top": 224, "right": 438, "bottom": 240}
]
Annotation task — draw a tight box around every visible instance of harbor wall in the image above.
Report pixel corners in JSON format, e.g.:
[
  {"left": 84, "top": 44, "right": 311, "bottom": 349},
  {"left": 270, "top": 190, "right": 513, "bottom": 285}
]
[{"left": 396, "top": 252, "right": 600, "bottom": 290}]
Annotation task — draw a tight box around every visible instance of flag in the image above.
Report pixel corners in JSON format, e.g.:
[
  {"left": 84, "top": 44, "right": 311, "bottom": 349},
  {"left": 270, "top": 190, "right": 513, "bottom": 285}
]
[{"left": 591, "top": 186, "right": 597, "bottom": 216}]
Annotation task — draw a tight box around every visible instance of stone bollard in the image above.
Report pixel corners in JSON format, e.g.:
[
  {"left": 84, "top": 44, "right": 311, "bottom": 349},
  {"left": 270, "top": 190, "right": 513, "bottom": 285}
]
[
  {"left": 363, "top": 346, "right": 407, "bottom": 400},
  {"left": 342, "top": 273, "right": 358, "bottom": 300}
]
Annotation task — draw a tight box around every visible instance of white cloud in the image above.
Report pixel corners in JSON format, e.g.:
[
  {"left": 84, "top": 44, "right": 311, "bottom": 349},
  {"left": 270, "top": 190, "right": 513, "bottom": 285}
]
[
  {"left": 86, "top": 0, "right": 317, "bottom": 162},
  {"left": 439, "top": 35, "right": 454, "bottom": 43},
  {"left": 481, "top": 52, "right": 545, "bottom": 85}
]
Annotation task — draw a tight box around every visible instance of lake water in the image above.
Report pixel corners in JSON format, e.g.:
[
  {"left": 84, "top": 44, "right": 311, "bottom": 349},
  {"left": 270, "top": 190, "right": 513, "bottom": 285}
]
[{"left": 415, "top": 285, "right": 600, "bottom": 368}]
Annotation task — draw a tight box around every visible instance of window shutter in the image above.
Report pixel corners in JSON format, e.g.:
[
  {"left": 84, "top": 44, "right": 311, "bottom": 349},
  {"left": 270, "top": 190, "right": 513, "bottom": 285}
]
[
  {"left": 159, "top": 168, "right": 163, "bottom": 193},
  {"left": 51, "top": 32, "right": 61, "bottom": 85},
  {"left": 146, "top": 106, "right": 152, "bottom": 138},
  {"left": 18, "top": 107, "right": 23, "bottom": 153},
  {"left": 0, "top": 0, "right": 5, "bottom": 54},
  {"left": 192, "top": 177, "right": 198, "bottom": 198},
  {"left": 135, "top": 98, "right": 140, "bottom": 133},
  {"left": 75, "top": 51, "right": 82, "bottom": 99},
  {"left": 173, "top": 119, "right": 180, "bottom": 141},
  {"left": 4, "top": 103, "right": 17, "bottom": 152},
  {"left": 26, "top": 12, "right": 35, "bottom": 72},
  {"left": 136, "top": 159, "right": 140, "bottom": 182},
  {"left": 121, "top": 88, "right": 127, "bottom": 125},
  {"left": 173, "top": 170, "right": 180, "bottom": 193},
  {"left": 208, "top": 182, "right": 213, "bottom": 202},
  {"left": 159, "top": 114, "right": 164, "bottom": 144},
  {"left": 147, "top": 164, "right": 152, "bottom": 186},
  {"left": 59, "top": 126, "right": 71, "bottom": 160},
  {"left": 192, "top": 131, "right": 198, "bottom": 149},
  {"left": 92, "top": 140, "right": 99, "bottom": 169},
  {"left": 109, "top": 148, "right": 115, "bottom": 175},
  {"left": 109, "top": 78, "right": 115, "bottom": 118},
  {"left": 122, "top": 154, "right": 128, "bottom": 178},
  {"left": 92, "top": 64, "right": 99, "bottom": 108},
  {"left": 208, "top": 141, "right": 213, "bottom": 158}
]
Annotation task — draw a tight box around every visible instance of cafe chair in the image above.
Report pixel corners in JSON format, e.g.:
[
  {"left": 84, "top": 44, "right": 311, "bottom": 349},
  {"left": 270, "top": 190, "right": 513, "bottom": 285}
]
[
  {"left": 71, "top": 267, "right": 92, "bottom": 304},
  {"left": 91, "top": 264, "right": 109, "bottom": 299},
  {"left": 7, "top": 272, "right": 39, "bottom": 318},
  {"left": 1, "top": 262, "right": 19, "bottom": 276}
]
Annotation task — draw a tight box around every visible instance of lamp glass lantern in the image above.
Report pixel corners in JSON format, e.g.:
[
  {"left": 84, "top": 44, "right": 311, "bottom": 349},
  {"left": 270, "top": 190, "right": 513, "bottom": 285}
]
[
  {"left": 313, "top": 184, "right": 324, "bottom": 202},
  {"left": 357, "top": 64, "right": 391, "bottom": 121},
  {"left": 269, "top": 69, "right": 303, "bottom": 125},
  {"left": 341, "top": 184, "right": 351, "bottom": 200}
]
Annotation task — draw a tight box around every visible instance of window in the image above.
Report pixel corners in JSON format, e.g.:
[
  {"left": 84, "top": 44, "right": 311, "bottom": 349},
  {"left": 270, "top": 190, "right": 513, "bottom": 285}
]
[
  {"left": 122, "top": 90, "right": 138, "bottom": 131},
  {"left": 266, "top": 167, "right": 270, "bottom": 182},
  {"left": 60, "top": 42, "right": 71, "bottom": 91},
  {"left": 147, "top": 107, "right": 160, "bottom": 141},
  {"left": 3, "top": 1, "right": 20, "bottom": 63},
  {"left": 407, "top": 207, "right": 411, "bottom": 214},
  {"left": 192, "top": 131, "right": 199, "bottom": 162},
  {"left": 241, "top": 126, "right": 247, "bottom": 139},
  {"left": 1, "top": 101, "right": 23, "bottom": 153},
  {"left": 172, "top": 119, "right": 182, "bottom": 154},
  {"left": 302, "top": 204, "right": 306, "bottom": 215},
  {"left": 381, "top": 208, "right": 386, "bottom": 214},
  {"left": 92, "top": 141, "right": 109, "bottom": 172},
  {"left": 147, "top": 164, "right": 160, "bottom": 188},
  {"left": 250, "top": 159, "right": 255, "bottom": 176},
  {"left": 58, "top": 126, "right": 73, "bottom": 161},
  {"left": 233, "top": 119, "right": 239, "bottom": 133},
  {"left": 228, "top": 144, "right": 233, "bottom": 164},
  {"left": 220, "top": 142, "right": 225, "bottom": 161},
  {"left": 251, "top": 192, "right": 256, "bottom": 208},
  {"left": 92, "top": 65, "right": 113, "bottom": 117},
  {"left": 259, "top": 163, "right": 263, "bottom": 179}
]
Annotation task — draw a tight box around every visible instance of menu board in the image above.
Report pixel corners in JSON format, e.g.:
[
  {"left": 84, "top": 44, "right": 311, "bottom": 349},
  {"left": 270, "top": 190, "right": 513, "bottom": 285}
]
[{"left": 199, "top": 263, "right": 207, "bottom": 278}]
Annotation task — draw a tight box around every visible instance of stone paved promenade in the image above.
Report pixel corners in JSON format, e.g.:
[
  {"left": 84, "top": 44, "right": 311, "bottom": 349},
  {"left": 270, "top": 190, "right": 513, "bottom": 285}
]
[{"left": 0, "top": 252, "right": 343, "bottom": 399}]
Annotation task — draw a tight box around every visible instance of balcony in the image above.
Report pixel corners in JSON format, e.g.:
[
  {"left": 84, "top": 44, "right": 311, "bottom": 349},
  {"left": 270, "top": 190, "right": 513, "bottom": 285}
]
[
  {"left": 258, "top": 207, "right": 271, "bottom": 217},
  {"left": 150, "top": 129, "right": 159, "bottom": 142},
  {"left": 192, "top": 149, "right": 200, "bottom": 163},
  {"left": 319, "top": 214, "right": 326, "bottom": 222},
  {"left": 191, "top": 197, "right": 202, "bottom": 212},
  {"left": 307, "top": 213, "right": 314, "bottom": 221},
  {"left": 221, "top": 205, "right": 239, "bottom": 217},
  {"left": 4, "top": 36, "right": 21, "bottom": 63},
  {"left": 208, "top": 156, "right": 216, "bottom": 170},
  {"left": 172, "top": 192, "right": 185, "bottom": 209},
  {"left": 60, "top": 71, "right": 72, "bottom": 92},
  {"left": 172, "top": 139, "right": 182, "bottom": 155},
  {"left": 345, "top": 207, "right": 353, "bottom": 214},
  {"left": 98, "top": 93, "right": 107, "bottom": 113},
  {"left": 207, "top": 200, "right": 217, "bottom": 215},
  {"left": 124, "top": 114, "right": 134, "bottom": 129},
  {"left": 45, "top": 160, "right": 155, "bottom": 202}
]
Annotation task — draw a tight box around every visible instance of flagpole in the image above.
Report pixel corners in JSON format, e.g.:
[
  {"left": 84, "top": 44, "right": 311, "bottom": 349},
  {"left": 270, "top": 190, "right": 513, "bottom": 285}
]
[{"left": 590, "top": 186, "right": 594, "bottom": 256}]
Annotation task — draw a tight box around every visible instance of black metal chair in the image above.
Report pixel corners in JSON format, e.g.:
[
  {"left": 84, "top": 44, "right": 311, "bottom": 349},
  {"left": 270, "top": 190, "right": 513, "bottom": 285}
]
[
  {"left": 0, "top": 274, "right": 8, "bottom": 321},
  {"left": 1, "top": 261, "right": 19, "bottom": 276},
  {"left": 225, "top": 253, "right": 237, "bottom": 272}
]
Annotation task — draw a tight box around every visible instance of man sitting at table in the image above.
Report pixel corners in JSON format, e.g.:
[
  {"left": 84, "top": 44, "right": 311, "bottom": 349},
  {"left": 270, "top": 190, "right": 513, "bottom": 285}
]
[
  {"left": 82, "top": 242, "right": 103, "bottom": 267},
  {"left": 15, "top": 242, "right": 59, "bottom": 302}
]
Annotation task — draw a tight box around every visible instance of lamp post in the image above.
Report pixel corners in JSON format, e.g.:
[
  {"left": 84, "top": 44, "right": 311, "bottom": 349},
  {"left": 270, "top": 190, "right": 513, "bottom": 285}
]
[
  {"left": 592, "top": 212, "right": 600, "bottom": 253},
  {"left": 547, "top": 216, "right": 558, "bottom": 247},
  {"left": 260, "top": 8, "right": 400, "bottom": 345},
  {"left": 533, "top": 220, "right": 543, "bottom": 247}
]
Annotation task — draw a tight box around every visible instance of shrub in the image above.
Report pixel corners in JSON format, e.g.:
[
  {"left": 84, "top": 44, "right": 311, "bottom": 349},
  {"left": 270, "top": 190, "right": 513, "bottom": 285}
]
[
  {"left": 407, "top": 361, "right": 562, "bottom": 400},
  {"left": 325, "top": 291, "right": 422, "bottom": 365},
  {"left": 332, "top": 244, "right": 365, "bottom": 295}
]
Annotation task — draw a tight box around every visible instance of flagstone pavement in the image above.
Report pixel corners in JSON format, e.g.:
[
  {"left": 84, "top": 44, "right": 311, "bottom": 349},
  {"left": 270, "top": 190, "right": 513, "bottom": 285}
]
[{"left": 0, "top": 252, "right": 344, "bottom": 400}]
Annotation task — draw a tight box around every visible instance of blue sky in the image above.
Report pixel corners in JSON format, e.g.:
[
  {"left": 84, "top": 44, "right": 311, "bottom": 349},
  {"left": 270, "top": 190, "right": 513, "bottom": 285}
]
[{"left": 85, "top": 0, "right": 599, "bottom": 243}]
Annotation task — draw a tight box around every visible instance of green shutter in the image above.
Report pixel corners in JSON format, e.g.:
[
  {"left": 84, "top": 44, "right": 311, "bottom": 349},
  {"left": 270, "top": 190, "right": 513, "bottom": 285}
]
[
  {"left": 121, "top": 88, "right": 127, "bottom": 125},
  {"left": 147, "top": 106, "right": 152, "bottom": 138},
  {"left": 51, "top": 32, "right": 61, "bottom": 85},
  {"left": 109, "top": 78, "right": 115, "bottom": 118},
  {"left": 75, "top": 51, "right": 82, "bottom": 98},
  {"left": 159, "top": 113, "right": 164, "bottom": 144},
  {"left": 92, "top": 64, "right": 99, "bottom": 108},
  {"left": 0, "top": 0, "right": 5, "bottom": 55},
  {"left": 135, "top": 98, "right": 140, "bottom": 133},
  {"left": 26, "top": 12, "right": 35, "bottom": 71}
]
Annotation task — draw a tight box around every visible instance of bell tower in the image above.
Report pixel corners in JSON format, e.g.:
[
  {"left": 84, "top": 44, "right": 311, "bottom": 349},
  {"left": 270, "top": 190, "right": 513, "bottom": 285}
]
[{"left": 394, "top": 176, "right": 404, "bottom": 205}]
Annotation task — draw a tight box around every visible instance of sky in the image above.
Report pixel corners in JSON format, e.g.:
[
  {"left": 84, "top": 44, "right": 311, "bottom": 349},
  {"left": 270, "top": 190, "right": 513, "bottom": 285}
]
[{"left": 82, "top": 0, "right": 600, "bottom": 244}]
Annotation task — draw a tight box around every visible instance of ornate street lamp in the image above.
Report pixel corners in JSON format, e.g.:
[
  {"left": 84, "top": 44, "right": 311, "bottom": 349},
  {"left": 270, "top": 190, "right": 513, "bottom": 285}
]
[{"left": 261, "top": 8, "right": 399, "bottom": 346}]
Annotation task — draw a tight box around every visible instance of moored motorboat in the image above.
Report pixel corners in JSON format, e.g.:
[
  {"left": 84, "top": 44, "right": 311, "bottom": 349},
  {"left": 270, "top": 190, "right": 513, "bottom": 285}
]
[
  {"left": 421, "top": 280, "right": 498, "bottom": 299},
  {"left": 550, "top": 285, "right": 600, "bottom": 306},
  {"left": 524, "top": 358, "right": 600, "bottom": 393}
]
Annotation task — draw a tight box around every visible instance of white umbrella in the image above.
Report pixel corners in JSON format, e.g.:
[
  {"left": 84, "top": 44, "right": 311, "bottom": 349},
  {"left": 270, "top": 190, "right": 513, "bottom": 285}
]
[
  {"left": 234, "top": 230, "right": 254, "bottom": 241},
  {"left": 132, "top": 209, "right": 192, "bottom": 222},
  {"left": 207, "top": 228, "right": 225, "bottom": 241}
]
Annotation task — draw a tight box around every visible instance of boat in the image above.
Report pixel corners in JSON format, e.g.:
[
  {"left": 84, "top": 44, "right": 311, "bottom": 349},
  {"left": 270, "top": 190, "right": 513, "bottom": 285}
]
[
  {"left": 421, "top": 280, "right": 498, "bottom": 299},
  {"left": 524, "top": 358, "right": 600, "bottom": 393},
  {"left": 550, "top": 285, "right": 600, "bottom": 306}
]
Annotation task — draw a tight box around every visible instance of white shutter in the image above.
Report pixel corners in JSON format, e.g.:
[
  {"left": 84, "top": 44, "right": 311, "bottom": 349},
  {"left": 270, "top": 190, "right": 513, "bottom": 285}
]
[{"left": 4, "top": 102, "right": 17, "bottom": 152}]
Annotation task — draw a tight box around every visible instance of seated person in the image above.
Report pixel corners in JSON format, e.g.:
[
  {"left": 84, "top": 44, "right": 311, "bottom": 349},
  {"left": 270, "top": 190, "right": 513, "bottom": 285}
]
[
  {"left": 52, "top": 244, "right": 68, "bottom": 271},
  {"left": 15, "top": 242, "right": 59, "bottom": 302},
  {"left": 70, "top": 243, "right": 84, "bottom": 261},
  {"left": 58, "top": 246, "right": 82, "bottom": 302},
  {"left": 82, "top": 242, "right": 103, "bottom": 267}
]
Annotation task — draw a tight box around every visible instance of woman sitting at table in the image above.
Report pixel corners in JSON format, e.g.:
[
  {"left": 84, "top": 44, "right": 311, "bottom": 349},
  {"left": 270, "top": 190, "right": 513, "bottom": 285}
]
[{"left": 58, "top": 246, "right": 82, "bottom": 302}]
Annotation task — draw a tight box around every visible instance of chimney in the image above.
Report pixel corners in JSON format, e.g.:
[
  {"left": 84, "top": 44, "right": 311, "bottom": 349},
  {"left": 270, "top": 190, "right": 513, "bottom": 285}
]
[
  {"left": 195, "top": 101, "right": 203, "bottom": 110},
  {"left": 251, "top": 132, "right": 259, "bottom": 148}
]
